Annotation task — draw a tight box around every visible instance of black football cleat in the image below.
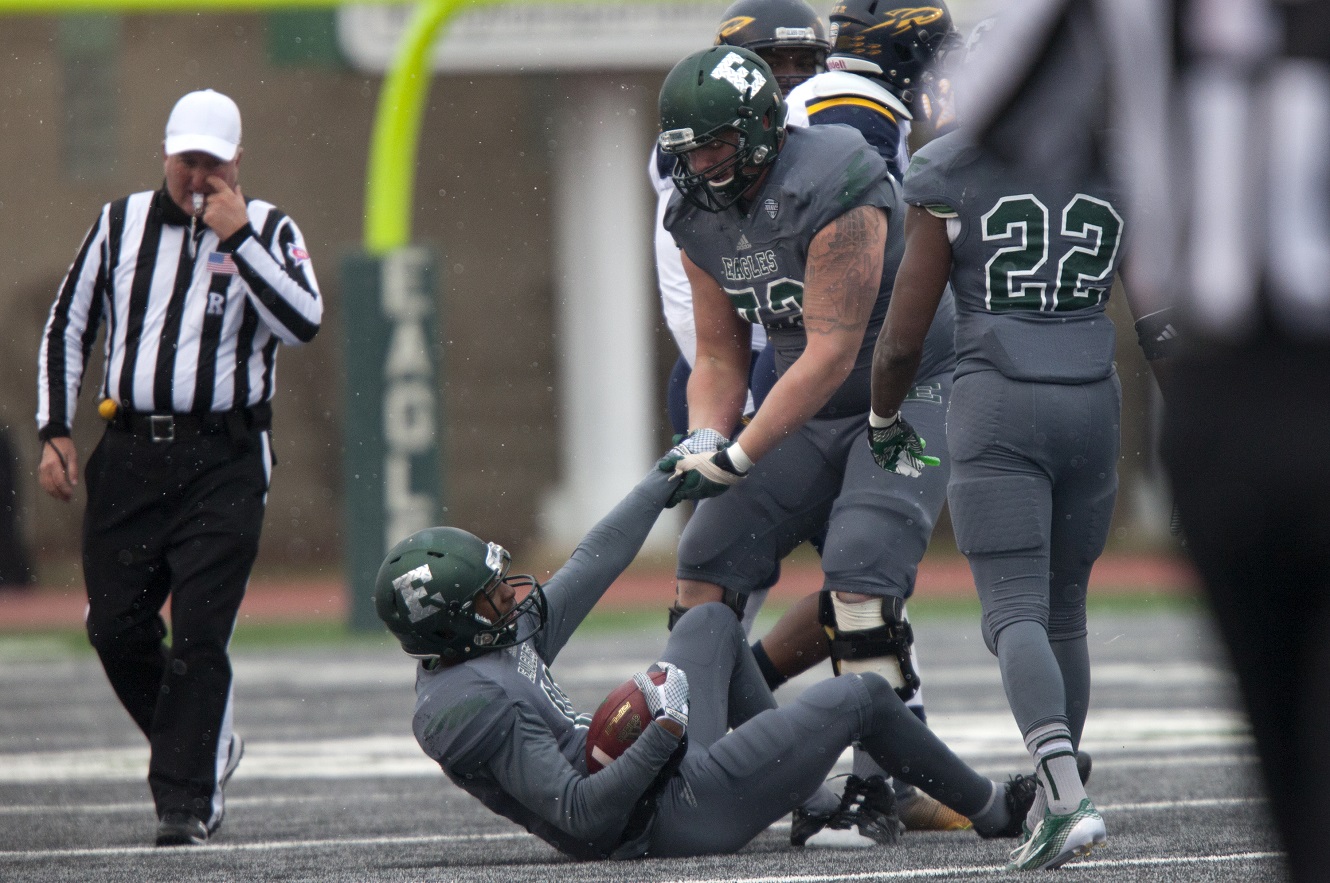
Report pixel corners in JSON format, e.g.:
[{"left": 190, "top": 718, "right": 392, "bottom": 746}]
[
  {"left": 791, "top": 775, "right": 903, "bottom": 847},
  {"left": 790, "top": 805, "right": 833, "bottom": 847},
  {"left": 847, "top": 775, "right": 905, "bottom": 845}
]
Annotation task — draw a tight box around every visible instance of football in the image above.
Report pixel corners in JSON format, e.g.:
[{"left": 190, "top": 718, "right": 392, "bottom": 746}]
[{"left": 585, "top": 669, "right": 665, "bottom": 773}]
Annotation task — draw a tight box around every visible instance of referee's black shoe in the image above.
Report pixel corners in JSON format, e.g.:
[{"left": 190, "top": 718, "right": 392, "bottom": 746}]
[{"left": 156, "top": 813, "right": 208, "bottom": 846}]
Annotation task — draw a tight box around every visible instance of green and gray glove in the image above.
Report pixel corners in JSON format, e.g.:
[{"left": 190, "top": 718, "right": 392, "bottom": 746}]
[
  {"left": 657, "top": 429, "right": 748, "bottom": 507},
  {"left": 868, "top": 411, "right": 940, "bottom": 478}
]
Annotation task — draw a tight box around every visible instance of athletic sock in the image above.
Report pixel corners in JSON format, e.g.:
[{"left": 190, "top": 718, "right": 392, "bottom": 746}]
[
  {"left": 1026, "top": 782, "right": 1048, "bottom": 832},
  {"left": 1025, "top": 723, "right": 1086, "bottom": 815},
  {"left": 750, "top": 641, "right": 788, "bottom": 691}
]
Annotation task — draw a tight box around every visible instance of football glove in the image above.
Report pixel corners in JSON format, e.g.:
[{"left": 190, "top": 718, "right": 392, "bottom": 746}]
[
  {"left": 658, "top": 429, "right": 747, "bottom": 507},
  {"left": 868, "top": 413, "right": 940, "bottom": 478},
  {"left": 659, "top": 428, "right": 727, "bottom": 462},
  {"left": 635, "top": 662, "right": 689, "bottom": 730}
]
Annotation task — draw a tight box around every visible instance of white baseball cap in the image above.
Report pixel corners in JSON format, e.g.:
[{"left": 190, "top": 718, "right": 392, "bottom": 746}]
[{"left": 164, "top": 89, "right": 242, "bottom": 162}]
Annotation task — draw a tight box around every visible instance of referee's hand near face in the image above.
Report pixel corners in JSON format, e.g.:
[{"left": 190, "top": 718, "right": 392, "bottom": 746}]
[{"left": 199, "top": 174, "right": 248, "bottom": 240}]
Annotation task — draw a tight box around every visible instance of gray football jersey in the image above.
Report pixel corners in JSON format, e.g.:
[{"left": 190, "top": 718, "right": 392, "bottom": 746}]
[
  {"left": 666, "top": 125, "right": 951, "bottom": 418},
  {"left": 905, "top": 130, "right": 1127, "bottom": 383},
  {"left": 410, "top": 471, "right": 682, "bottom": 860}
]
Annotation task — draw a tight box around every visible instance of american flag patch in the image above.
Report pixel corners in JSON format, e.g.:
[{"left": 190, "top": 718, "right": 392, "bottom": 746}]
[{"left": 207, "top": 252, "right": 237, "bottom": 275}]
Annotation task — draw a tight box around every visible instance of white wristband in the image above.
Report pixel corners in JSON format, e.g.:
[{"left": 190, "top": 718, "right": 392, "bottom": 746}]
[
  {"left": 726, "top": 440, "right": 753, "bottom": 473},
  {"left": 869, "top": 410, "right": 900, "bottom": 429}
]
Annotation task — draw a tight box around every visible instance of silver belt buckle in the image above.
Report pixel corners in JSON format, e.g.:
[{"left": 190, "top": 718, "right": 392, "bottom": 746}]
[{"left": 149, "top": 415, "right": 175, "bottom": 443}]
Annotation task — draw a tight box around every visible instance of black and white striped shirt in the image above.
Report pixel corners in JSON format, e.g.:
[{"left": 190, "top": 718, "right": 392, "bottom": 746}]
[{"left": 37, "top": 187, "right": 322, "bottom": 438}]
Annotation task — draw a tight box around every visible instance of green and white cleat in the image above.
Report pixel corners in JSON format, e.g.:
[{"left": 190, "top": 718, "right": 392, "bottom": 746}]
[{"left": 1005, "top": 799, "right": 1106, "bottom": 871}]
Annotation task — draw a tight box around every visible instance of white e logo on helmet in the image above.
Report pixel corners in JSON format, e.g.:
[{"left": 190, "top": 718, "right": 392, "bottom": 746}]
[
  {"left": 711, "top": 51, "right": 768, "bottom": 99},
  {"left": 393, "top": 563, "right": 442, "bottom": 623}
]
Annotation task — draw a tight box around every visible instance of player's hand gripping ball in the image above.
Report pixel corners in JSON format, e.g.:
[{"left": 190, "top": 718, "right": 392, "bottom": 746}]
[
  {"left": 586, "top": 663, "right": 689, "bottom": 773},
  {"left": 586, "top": 669, "right": 666, "bottom": 773}
]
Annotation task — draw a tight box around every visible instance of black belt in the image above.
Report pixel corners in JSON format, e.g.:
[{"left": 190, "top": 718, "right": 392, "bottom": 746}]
[{"left": 109, "top": 403, "right": 271, "bottom": 443}]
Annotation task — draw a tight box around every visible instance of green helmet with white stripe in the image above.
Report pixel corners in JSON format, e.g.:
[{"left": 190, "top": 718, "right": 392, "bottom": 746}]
[
  {"left": 374, "top": 526, "right": 546, "bottom": 663},
  {"left": 658, "top": 45, "right": 787, "bottom": 212}
]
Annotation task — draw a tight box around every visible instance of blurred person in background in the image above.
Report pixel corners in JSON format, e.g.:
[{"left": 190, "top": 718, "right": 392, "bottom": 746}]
[
  {"left": 0, "top": 426, "right": 35, "bottom": 590},
  {"left": 36, "top": 88, "right": 322, "bottom": 847}
]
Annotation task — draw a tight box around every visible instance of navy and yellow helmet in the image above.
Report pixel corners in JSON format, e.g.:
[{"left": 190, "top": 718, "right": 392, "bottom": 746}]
[
  {"left": 715, "top": 0, "right": 830, "bottom": 92},
  {"left": 827, "top": 0, "right": 960, "bottom": 103}
]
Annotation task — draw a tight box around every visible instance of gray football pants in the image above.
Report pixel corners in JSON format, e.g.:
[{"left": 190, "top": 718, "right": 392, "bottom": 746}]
[
  {"left": 676, "top": 380, "right": 951, "bottom": 601},
  {"left": 946, "top": 371, "right": 1119, "bottom": 739},
  {"left": 645, "top": 604, "right": 995, "bottom": 857}
]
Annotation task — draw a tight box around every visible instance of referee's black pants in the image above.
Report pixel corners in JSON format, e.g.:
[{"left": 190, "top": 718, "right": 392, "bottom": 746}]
[
  {"left": 82, "top": 423, "right": 270, "bottom": 824},
  {"left": 1162, "top": 338, "right": 1330, "bottom": 883}
]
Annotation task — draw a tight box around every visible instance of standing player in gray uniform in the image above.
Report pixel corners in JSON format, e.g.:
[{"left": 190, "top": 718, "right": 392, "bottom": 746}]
[
  {"left": 654, "top": 45, "right": 957, "bottom": 838},
  {"left": 650, "top": 0, "right": 832, "bottom": 637},
  {"left": 867, "top": 36, "right": 1161, "bottom": 864},
  {"left": 374, "top": 467, "right": 1035, "bottom": 859}
]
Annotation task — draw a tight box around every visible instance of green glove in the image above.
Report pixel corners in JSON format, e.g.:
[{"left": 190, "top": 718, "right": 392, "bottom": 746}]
[{"left": 868, "top": 412, "right": 940, "bottom": 477}]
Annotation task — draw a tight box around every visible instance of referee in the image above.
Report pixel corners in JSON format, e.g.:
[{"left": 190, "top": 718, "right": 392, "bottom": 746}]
[{"left": 35, "top": 89, "right": 322, "bottom": 847}]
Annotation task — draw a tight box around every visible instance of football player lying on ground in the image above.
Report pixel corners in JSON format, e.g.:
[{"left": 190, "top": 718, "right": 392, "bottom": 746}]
[{"left": 375, "top": 467, "right": 1036, "bottom": 860}]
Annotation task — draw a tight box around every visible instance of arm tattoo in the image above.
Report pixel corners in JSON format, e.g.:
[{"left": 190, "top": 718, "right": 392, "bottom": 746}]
[{"left": 803, "top": 206, "right": 885, "bottom": 336}]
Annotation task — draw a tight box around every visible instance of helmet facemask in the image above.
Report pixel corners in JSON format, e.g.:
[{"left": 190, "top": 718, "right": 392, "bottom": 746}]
[
  {"left": 714, "top": 0, "right": 831, "bottom": 95},
  {"left": 665, "top": 125, "right": 773, "bottom": 213},
  {"left": 758, "top": 46, "right": 828, "bottom": 94},
  {"left": 466, "top": 569, "right": 548, "bottom": 657}
]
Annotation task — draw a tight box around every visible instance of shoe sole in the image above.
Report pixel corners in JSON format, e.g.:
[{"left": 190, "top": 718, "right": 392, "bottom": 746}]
[
  {"left": 799, "top": 827, "right": 879, "bottom": 849},
  {"left": 155, "top": 833, "right": 206, "bottom": 847},
  {"left": 1010, "top": 819, "right": 1106, "bottom": 872},
  {"left": 1033, "top": 817, "right": 1107, "bottom": 870}
]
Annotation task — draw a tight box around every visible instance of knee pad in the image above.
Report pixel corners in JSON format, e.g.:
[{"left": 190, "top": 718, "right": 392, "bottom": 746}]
[
  {"left": 820, "top": 593, "right": 920, "bottom": 702},
  {"left": 667, "top": 588, "right": 748, "bottom": 631}
]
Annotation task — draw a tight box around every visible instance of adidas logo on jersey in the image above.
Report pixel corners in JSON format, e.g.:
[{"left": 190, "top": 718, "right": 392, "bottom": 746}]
[{"left": 736, "top": 234, "right": 752, "bottom": 251}]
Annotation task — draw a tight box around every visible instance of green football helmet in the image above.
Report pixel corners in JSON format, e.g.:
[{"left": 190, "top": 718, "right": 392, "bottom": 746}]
[
  {"left": 658, "top": 45, "right": 787, "bottom": 213},
  {"left": 374, "top": 526, "right": 546, "bottom": 663}
]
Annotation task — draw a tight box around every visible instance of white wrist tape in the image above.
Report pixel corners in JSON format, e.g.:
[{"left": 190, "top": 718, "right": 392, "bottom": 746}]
[
  {"left": 726, "top": 440, "right": 753, "bottom": 473},
  {"left": 869, "top": 410, "right": 900, "bottom": 429}
]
